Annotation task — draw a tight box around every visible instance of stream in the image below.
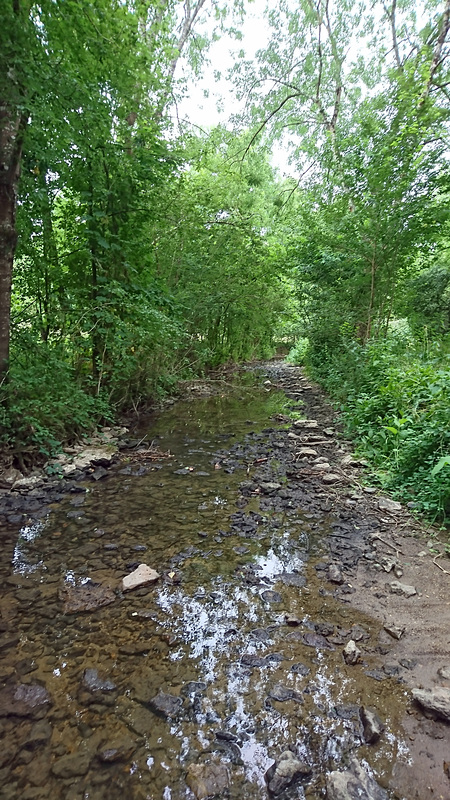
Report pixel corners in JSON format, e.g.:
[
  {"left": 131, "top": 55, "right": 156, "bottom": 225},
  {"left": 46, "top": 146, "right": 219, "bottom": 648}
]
[{"left": 0, "top": 365, "right": 412, "bottom": 800}]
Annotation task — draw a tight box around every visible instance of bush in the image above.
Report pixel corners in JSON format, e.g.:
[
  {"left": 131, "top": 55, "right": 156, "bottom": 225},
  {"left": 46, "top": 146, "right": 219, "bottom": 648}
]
[
  {"left": 286, "top": 337, "right": 310, "bottom": 364},
  {"left": 304, "top": 326, "right": 450, "bottom": 525}
]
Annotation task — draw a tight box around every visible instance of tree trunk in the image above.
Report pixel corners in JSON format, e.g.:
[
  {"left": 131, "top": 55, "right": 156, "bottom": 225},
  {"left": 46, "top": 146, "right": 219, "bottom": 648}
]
[{"left": 0, "top": 106, "right": 25, "bottom": 380}]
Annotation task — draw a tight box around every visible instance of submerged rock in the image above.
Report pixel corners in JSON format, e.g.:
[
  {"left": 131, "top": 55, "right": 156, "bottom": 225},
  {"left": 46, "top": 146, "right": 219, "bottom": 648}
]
[
  {"left": 148, "top": 690, "right": 183, "bottom": 719},
  {"left": 0, "top": 683, "right": 52, "bottom": 718},
  {"left": 122, "top": 564, "right": 160, "bottom": 592},
  {"left": 186, "top": 762, "right": 230, "bottom": 800},
  {"left": 412, "top": 687, "right": 450, "bottom": 722},
  {"left": 326, "top": 758, "right": 388, "bottom": 800},
  {"left": 51, "top": 751, "right": 91, "bottom": 778},
  {"left": 60, "top": 580, "right": 116, "bottom": 613},
  {"left": 265, "top": 750, "right": 311, "bottom": 796}
]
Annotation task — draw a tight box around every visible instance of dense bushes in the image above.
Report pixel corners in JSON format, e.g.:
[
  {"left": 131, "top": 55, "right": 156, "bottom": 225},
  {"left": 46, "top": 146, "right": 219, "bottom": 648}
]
[{"left": 289, "top": 327, "right": 450, "bottom": 525}]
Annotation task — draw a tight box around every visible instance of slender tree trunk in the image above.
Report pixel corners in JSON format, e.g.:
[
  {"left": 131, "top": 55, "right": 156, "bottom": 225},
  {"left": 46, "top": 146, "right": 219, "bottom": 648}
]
[{"left": 0, "top": 106, "right": 25, "bottom": 380}]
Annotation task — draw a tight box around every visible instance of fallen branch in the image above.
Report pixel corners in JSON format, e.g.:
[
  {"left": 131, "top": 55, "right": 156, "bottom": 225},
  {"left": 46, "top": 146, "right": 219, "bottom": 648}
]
[{"left": 432, "top": 552, "right": 450, "bottom": 575}]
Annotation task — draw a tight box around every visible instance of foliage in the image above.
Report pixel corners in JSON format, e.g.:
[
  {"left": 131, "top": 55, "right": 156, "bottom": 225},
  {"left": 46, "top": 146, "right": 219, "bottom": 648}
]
[{"left": 299, "top": 327, "right": 450, "bottom": 525}]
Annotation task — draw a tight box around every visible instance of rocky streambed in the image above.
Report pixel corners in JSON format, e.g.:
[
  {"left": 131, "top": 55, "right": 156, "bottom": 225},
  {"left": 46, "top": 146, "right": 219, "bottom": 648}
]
[{"left": 0, "top": 362, "right": 449, "bottom": 800}]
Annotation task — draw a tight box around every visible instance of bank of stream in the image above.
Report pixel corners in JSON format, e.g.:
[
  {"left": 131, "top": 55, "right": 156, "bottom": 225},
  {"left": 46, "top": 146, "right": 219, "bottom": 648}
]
[{"left": 0, "top": 362, "right": 449, "bottom": 800}]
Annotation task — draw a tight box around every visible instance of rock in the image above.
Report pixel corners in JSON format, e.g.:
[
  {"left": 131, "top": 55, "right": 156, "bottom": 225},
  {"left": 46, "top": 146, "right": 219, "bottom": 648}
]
[
  {"left": 122, "top": 564, "right": 160, "bottom": 592},
  {"left": 326, "top": 757, "right": 388, "bottom": 800},
  {"left": 268, "top": 684, "right": 303, "bottom": 703},
  {"left": 328, "top": 564, "right": 344, "bottom": 584},
  {"left": 261, "top": 590, "right": 283, "bottom": 603},
  {"left": 340, "top": 454, "right": 361, "bottom": 467},
  {"left": 302, "top": 632, "right": 335, "bottom": 650},
  {"left": 81, "top": 668, "right": 116, "bottom": 693},
  {"left": 343, "top": 640, "right": 361, "bottom": 665},
  {"left": 186, "top": 762, "right": 230, "bottom": 799},
  {"left": 378, "top": 497, "right": 402, "bottom": 513},
  {"left": 51, "top": 752, "right": 91, "bottom": 778},
  {"left": 412, "top": 687, "right": 450, "bottom": 722},
  {"left": 97, "top": 737, "right": 136, "bottom": 763},
  {"left": 73, "top": 446, "right": 115, "bottom": 470},
  {"left": 24, "top": 720, "right": 52, "bottom": 748},
  {"left": 259, "top": 482, "right": 282, "bottom": 493},
  {"left": 13, "top": 475, "right": 43, "bottom": 490},
  {"left": 285, "top": 613, "right": 302, "bottom": 626},
  {"left": 60, "top": 580, "right": 116, "bottom": 613},
  {"left": 0, "top": 684, "right": 52, "bottom": 718},
  {"left": 241, "top": 654, "right": 268, "bottom": 668},
  {"left": 383, "top": 623, "right": 404, "bottom": 640},
  {"left": 0, "top": 467, "right": 22, "bottom": 488},
  {"left": 265, "top": 750, "right": 311, "bottom": 796},
  {"left": 148, "top": 690, "right": 183, "bottom": 719},
  {"left": 360, "top": 707, "right": 385, "bottom": 743},
  {"left": 322, "top": 474, "right": 341, "bottom": 485},
  {"left": 297, "top": 447, "right": 318, "bottom": 457},
  {"left": 388, "top": 580, "right": 417, "bottom": 598},
  {"left": 437, "top": 666, "right": 450, "bottom": 681},
  {"left": 293, "top": 419, "right": 319, "bottom": 429},
  {"left": 291, "top": 663, "right": 310, "bottom": 676}
]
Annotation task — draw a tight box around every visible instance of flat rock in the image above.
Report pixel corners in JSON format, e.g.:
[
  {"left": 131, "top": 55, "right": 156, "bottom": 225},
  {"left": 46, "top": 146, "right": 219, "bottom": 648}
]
[
  {"left": 60, "top": 580, "right": 116, "bottom": 613},
  {"left": 259, "top": 482, "right": 282, "bottom": 493},
  {"left": 51, "top": 752, "right": 91, "bottom": 778},
  {"left": 268, "top": 684, "right": 303, "bottom": 704},
  {"left": 388, "top": 580, "right": 417, "bottom": 598},
  {"left": 383, "top": 623, "right": 404, "bottom": 640},
  {"left": 412, "top": 687, "right": 450, "bottom": 721},
  {"left": 303, "top": 632, "right": 335, "bottom": 650},
  {"left": 378, "top": 497, "right": 402, "bottom": 513},
  {"left": 326, "top": 757, "right": 388, "bottom": 800},
  {"left": 328, "top": 564, "right": 344, "bottom": 584},
  {"left": 322, "top": 474, "right": 341, "bottom": 484},
  {"left": 97, "top": 737, "right": 136, "bottom": 763},
  {"left": 0, "top": 684, "right": 52, "bottom": 718},
  {"left": 265, "top": 750, "right": 311, "bottom": 796},
  {"left": 293, "top": 420, "right": 319, "bottom": 429},
  {"left": 73, "top": 446, "right": 116, "bottom": 470},
  {"left": 186, "top": 762, "right": 230, "bottom": 800},
  {"left": 148, "top": 690, "right": 183, "bottom": 719},
  {"left": 81, "top": 668, "right": 116, "bottom": 693},
  {"left": 297, "top": 447, "right": 318, "bottom": 457},
  {"left": 13, "top": 475, "right": 43, "bottom": 490},
  {"left": 122, "top": 564, "right": 160, "bottom": 592}
]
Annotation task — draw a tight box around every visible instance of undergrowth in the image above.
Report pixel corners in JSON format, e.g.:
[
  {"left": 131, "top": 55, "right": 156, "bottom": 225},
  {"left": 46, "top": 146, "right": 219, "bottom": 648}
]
[{"left": 288, "top": 327, "right": 450, "bottom": 526}]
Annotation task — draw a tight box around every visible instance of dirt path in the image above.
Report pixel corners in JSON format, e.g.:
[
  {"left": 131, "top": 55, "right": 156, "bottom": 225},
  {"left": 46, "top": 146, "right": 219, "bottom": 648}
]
[{"left": 261, "top": 361, "right": 450, "bottom": 800}]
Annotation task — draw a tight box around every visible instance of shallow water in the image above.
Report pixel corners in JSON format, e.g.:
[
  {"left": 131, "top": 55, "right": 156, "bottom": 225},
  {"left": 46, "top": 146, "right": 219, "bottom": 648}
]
[{"left": 0, "top": 375, "right": 410, "bottom": 800}]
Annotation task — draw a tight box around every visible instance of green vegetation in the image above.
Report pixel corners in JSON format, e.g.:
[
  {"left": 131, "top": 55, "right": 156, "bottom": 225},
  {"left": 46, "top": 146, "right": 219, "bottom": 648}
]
[{"left": 2, "top": 0, "right": 450, "bottom": 525}]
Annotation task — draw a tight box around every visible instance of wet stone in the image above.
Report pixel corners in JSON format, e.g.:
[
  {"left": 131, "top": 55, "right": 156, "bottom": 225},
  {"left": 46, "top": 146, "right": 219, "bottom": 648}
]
[
  {"left": 97, "top": 737, "right": 136, "bottom": 763},
  {"left": 277, "top": 572, "right": 306, "bottom": 587},
  {"left": 81, "top": 668, "right": 116, "bottom": 693},
  {"left": 180, "top": 682, "right": 207, "bottom": 697},
  {"left": 303, "top": 632, "right": 335, "bottom": 650},
  {"left": 60, "top": 580, "right": 116, "bottom": 613},
  {"left": 148, "top": 690, "right": 183, "bottom": 719},
  {"left": 268, "top": 684, "right": 304, "bottom": 703},
  {"left": 261, "top": 590, "right": 283, "bottom": 604},
  {"left": 360, "top": 706, "right": 385, "bottom": 744},
  {"left": 186, "top": 762, "right": 230, "bottom": 800},
  {"left": 265, "top": 750, "right": 312, "bottom": 797},
  {"left": 0, "top": 684, "right": 52, "bottom": 718},
  {"left": 291, "top": 663, "right": 310, "bottom": 676},
  {"left": 51, "top": 751, "right": 91, "bottom": 778},
  {"left": 326, "top": 757, "right": 388, "bottom": 800},
  {"left": 241, "top": 654, "right": 268, "bottom": 668},
  {"left": 343, "top": 640, "right": 361, "bottom": 665}
]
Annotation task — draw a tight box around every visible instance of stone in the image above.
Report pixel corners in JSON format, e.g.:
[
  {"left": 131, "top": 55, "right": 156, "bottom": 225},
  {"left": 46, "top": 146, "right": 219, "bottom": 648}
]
[
  {"left": 322, "top": 474, "right": 341, "bottom": 485},
  {"left": 388, "top": 581, "right": 417, "bottom": 598},
  {"left": 51, "top": 752, "right": 91, "bottom": 778},
  {"left": 148, "top": 690, "right": 183, "bottom": 719},
  {"left": 297, "top": 447, "right": 318, "bottom": 457},
  {"left": 259, "top": 482, "right": 282, "bottom": 493},
  {"left": 122, "top": 564, "right": 160, "bottom": 592},
  {"left": 360, "top": 707, "right": 385, "bottom": 744},
  {"left": 303, "top": 632, "right": 335, "bottom": 650},
  {"left": 13, "top": 475, "right": 43, "bottom": 490},
  {"left": 186, "top": 762, "right": 230, "bottom": 799},
  {"left": 265, "top": 750, "right": 311, "bottom": 796},
  {"left": 328, "top": 564, "right": 344, "bottom": 584},
  {"left": 261, "top": 590, "right": 283, "bottom": 603},
  {"left": 0, "top": 467, "right": 22, "bottom": 488},
  {"left": 60, "top": 581, "right": 116, "bottom": 613},
  {"left": 73, "top": 446, "right": 115, "bottom": 471},
  {"left": 24, "top": 720, "right": 52, "bottom": 748},
  {"left": 343, "top": 640, "right": 361, "bottom": 665},
  {"left": 383, "top": 623, "right": 404, "bottom": 640},
  {"left": 437, "top": 666, "right": 450, "bottom": 681},
  {"left": 378, "top": 497, "right": 402, "bottom": 513},
  {"left": 0, "top": 684, "right": 51, "bottom": 718},
  {"left": 412, "top": 687, "right": 450, "bottom": 722},
  {"left": 97, "top": 737, "right": 136, "bottom": 763},
  {"left": 268, "top": 684, "right": 303, "bottom": 703},
  {"left": 285, "top": 613, "right": 302, "bottom": 626},
  {"left": 293, "top": 420, "right": 319, "bottom": 429},
  {"left": 326, "top": 758, "right": 388, "bottom": 800},
  {"left": 81, "top": 668, "right": 116, "bottom": 693}
]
